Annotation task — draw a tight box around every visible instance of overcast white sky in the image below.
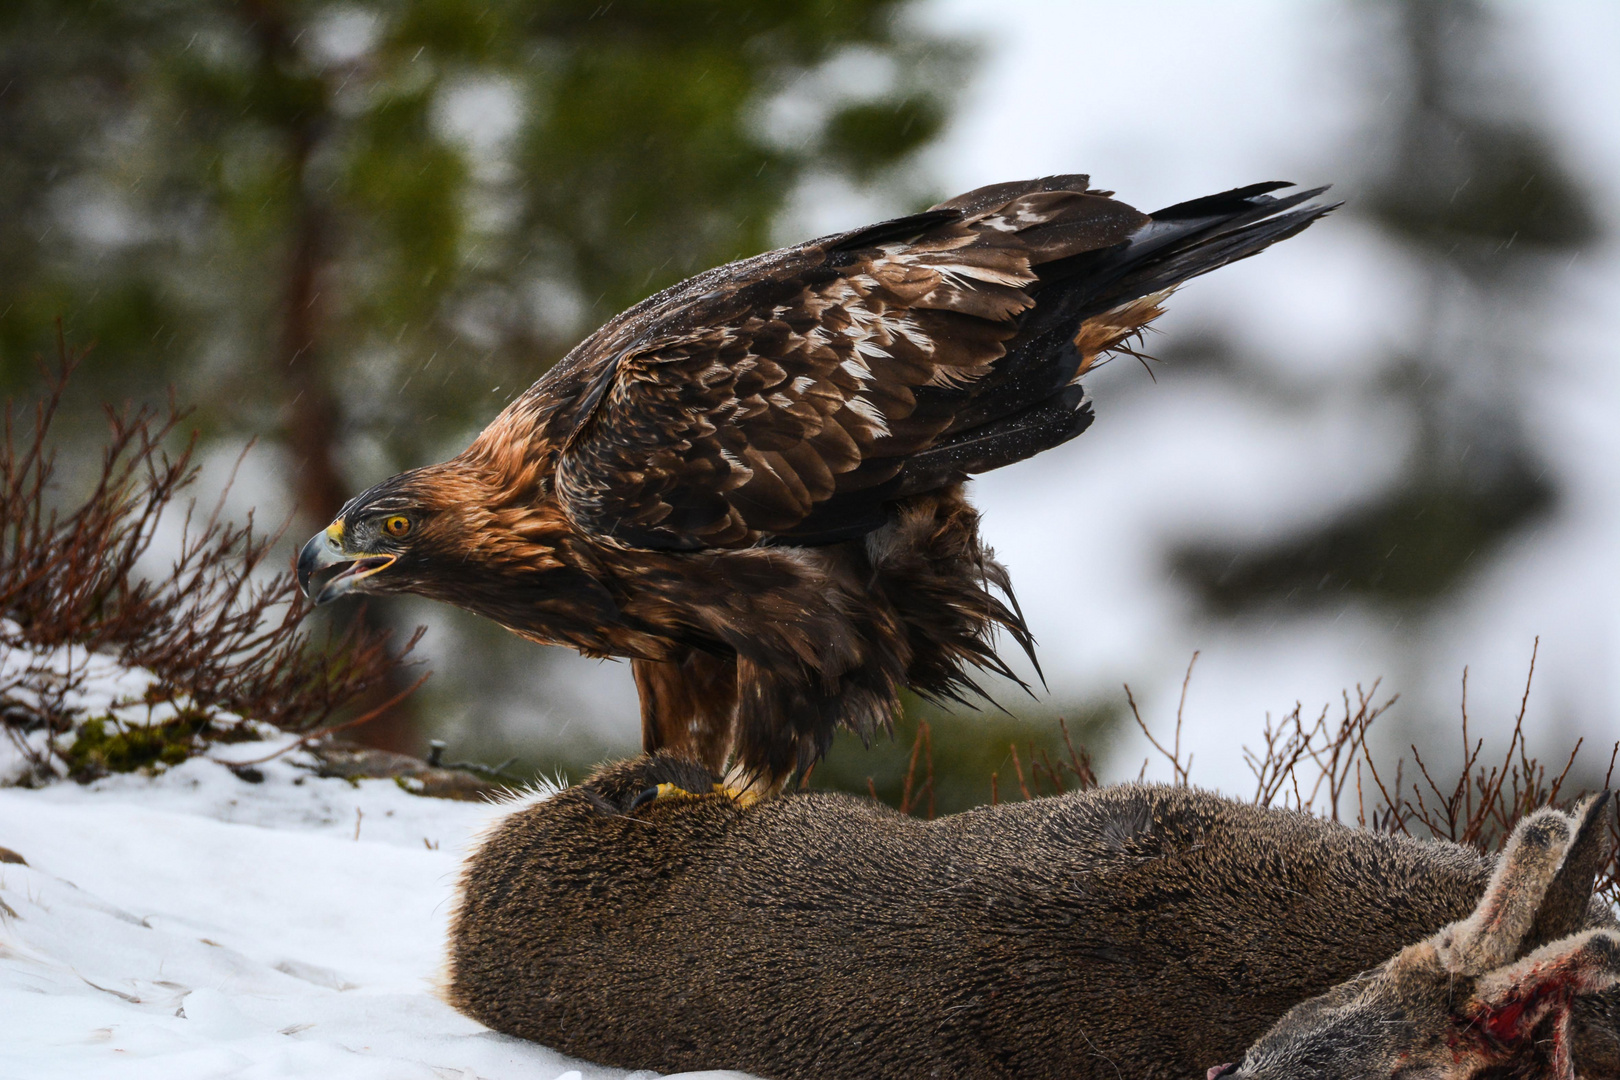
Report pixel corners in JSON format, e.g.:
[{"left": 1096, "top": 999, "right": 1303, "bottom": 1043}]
[{"left": 886, "top": 0, "right": 1620, "bottom": 792}]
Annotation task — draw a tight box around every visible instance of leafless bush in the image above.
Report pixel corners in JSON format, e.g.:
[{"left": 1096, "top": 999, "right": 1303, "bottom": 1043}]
[
  {"left": 1, "top": 334, "right": 421, "bottom": 780},
  {"left": 986, "top": 718, "right": 1099, "bottom": 808}
]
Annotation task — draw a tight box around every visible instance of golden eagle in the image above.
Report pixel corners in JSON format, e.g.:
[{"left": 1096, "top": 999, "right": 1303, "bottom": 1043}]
[{"left": 299, "top": 176, "right": 1332, "bottom": 787}]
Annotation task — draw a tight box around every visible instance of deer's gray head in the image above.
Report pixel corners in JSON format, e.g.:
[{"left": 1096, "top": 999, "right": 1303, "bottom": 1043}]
[{"left": 1213, "top": 793, "right": 1618, "bottom": 1080}]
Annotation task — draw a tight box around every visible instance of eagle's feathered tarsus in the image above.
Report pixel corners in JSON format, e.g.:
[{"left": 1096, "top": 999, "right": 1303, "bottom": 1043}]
[{"left": 298, "top": 176, "right": 1335, "bottom": 788}]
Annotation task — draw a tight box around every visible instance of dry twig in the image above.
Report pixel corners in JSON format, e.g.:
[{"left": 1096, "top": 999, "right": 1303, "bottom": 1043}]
[{"left": 0, "top": 335, "right": 423, "bottom": 780}]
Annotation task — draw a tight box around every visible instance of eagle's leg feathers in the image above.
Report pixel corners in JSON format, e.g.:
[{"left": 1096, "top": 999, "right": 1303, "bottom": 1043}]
[
  {"left": 623, "top": 488, "right": 1035, "bottom": 791},
  {"left": 665, "top": 487, "right": 1034, "bottom": 790},
  {"left": 632, "top": 650, "right": 738, "bottom": 775},
  {"left": 867, "top": 488, "right": 1037, "bottom": 703}
]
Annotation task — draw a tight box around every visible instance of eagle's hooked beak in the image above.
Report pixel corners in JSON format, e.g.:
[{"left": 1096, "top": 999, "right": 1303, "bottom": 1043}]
[{"left": 297, "top": 521, "right": 396, "bottom": 605}]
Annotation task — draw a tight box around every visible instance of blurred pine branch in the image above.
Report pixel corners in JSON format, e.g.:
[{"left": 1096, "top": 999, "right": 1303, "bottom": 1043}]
[{"left": 0, "top": 0, "right": 969, "bottom": 750}]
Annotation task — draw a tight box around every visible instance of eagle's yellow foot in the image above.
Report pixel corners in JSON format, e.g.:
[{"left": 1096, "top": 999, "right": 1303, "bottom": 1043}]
[
  {"left": 714, "top": 782, "right": 760, "bottom": 808},
  {"left": 628, "top": 781, "right": 758, "bottom": 812}
]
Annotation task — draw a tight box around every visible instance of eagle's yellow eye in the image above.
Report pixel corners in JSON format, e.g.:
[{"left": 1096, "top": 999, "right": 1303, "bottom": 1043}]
[{"left": 383, "top": 515, "right": 411, "bottom": 538}]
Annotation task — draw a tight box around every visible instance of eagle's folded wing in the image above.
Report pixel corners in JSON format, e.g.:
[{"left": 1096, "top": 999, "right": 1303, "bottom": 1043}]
[
  {"left": 541, "top": 177, "right": 1329, "bottom": 550},
  {"left": 547, "top": 179, "right": 1153, "bottom": 549}
]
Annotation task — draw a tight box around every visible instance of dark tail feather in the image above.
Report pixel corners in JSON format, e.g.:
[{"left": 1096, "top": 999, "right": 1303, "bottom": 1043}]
[
  {"left": 918, "top": 184, "right": 1336, "bottom": 481},
  {"left": 1056, "top": 183, "right": 1337, "bottom": 328},
  {"left": 1104, "top": 183, "right": 1337, "bottom": 306},
  {"left": 1149, "top": 179, "right": 1304, "bottom": 221}
]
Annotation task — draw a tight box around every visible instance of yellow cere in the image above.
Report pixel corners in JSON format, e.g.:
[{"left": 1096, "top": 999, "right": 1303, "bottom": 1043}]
[{"left": 325, "top": 520, "right": 344, "bottom": 542}]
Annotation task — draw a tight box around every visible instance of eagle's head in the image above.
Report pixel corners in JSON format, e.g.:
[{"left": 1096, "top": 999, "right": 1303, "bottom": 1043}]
[
  {"left": 297, "top": 467, "right": 460, "bottom": 606},
  {"left": 295, "top": 455, "right": 606, "bottom": 642},
  {"left": 300, "top": 404, "right": 574, "bottom": 609}
]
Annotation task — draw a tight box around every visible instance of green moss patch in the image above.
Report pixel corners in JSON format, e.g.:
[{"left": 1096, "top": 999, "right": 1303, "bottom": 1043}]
[{"left": 63, "top": 714, "right": 212, "bottom": 781}]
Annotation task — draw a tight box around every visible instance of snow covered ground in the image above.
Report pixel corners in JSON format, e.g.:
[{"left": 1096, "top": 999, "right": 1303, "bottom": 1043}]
[
  {"left": 0, "top": 622, "right": 756, "bottom": 1076},
  {"left": 0, "top": 741, "right": 754, "bottom": 1079}
]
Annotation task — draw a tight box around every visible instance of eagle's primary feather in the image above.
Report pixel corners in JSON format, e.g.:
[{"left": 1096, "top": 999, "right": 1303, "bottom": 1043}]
[{"left": 299, "top": 176, "right": 1335, "bottom": 786}]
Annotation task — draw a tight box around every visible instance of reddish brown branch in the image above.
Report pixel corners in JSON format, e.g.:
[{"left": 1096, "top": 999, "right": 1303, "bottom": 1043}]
[{"left": 0, "top": 344, "right": 424, "bottom": 780}]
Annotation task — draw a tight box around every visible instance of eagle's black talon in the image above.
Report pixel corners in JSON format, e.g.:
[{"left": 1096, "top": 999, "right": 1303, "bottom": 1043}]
[{"left": 627, "top": 786, "right": 661, "bottom": 812}]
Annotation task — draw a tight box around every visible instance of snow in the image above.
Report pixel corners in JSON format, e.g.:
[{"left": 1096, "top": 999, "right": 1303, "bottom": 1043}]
[
  {"left": 0, "top": 647, "right": 755, "bottom": 1079},
  {"left": 0, "top": 619, "right": 247, "bottom": 787}
]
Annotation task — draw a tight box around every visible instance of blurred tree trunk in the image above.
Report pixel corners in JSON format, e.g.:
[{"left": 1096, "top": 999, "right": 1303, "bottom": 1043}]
[
  {"left": 280, "top": 142, "right": 348, "bottom": 530},
  {"left": 247, "top": 0, "right": 418, "bottom": 754},
  {"left": 1, "top": 0, "right": 961, "bottom": 765}
]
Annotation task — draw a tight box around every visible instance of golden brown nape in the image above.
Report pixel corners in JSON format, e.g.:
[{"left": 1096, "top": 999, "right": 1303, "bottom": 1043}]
[{"left": 298, "top": 175, "right": 1336, "bottom": 791}]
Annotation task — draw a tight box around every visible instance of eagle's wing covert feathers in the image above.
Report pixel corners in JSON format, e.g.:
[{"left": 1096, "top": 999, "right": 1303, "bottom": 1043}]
[
  {"left": 551, "top": 178, "right": 1153, "bottom": 549},
  {"left": 547, "top": 177, "right": 1330, "bottom": 550}
]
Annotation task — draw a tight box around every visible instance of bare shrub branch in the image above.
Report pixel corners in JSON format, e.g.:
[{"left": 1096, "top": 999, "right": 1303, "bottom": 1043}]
[
  {"left": 897, "top": 718, "right": 935, "bottom": 819},
  {"left": 1103, "top": 642, "right": 1616, "bottom": 909},
  {"left": 1, "top": 337, "right": 422, "bottom": 780},
  {"left": 1125, "top": 652, "right": 1203, "bottom": 787}
]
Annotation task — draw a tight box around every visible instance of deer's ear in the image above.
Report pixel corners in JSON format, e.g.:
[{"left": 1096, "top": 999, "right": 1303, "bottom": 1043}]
[
  {"left": 1438, "top": 808, "right": 1573, "bottom": 975},
  {"left": 1471, "top": 929, "right": 1620, "bottom": 1046},
  {"left": 1523, "top": 791, "right": 1613, "bottom": 952}
]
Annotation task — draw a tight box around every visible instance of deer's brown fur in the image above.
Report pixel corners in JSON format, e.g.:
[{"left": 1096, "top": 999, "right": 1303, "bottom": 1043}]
[{"left": 444, "top": 755, "right": 1620, "bottom": 1080}]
